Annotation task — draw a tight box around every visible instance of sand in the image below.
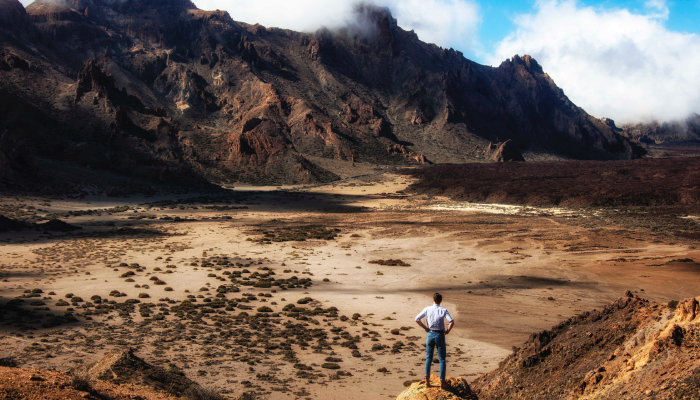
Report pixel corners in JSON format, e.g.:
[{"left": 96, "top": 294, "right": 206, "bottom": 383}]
[{"left": 1, "top": 172, "right": 699, "bottom": 399}]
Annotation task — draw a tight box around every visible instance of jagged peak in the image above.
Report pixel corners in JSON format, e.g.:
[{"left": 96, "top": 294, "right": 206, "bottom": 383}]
[{"left": 351, "top": 2, "right": 397, "bottom": 31}]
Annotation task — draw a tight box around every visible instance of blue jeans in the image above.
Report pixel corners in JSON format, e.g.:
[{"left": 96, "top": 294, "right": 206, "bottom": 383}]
[{"left": 425, "top": 332, "right": 446, "bottom": 381}]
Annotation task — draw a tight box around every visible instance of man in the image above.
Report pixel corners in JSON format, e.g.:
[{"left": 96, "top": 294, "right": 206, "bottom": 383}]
[{"left": 415, "top": 292, "right": 454, "bottom": 388}]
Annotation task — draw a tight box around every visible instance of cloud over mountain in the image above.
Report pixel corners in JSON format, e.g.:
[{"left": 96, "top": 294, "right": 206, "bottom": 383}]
[{"left": 488, "top": 0, "right": 700, "bottom": 124}]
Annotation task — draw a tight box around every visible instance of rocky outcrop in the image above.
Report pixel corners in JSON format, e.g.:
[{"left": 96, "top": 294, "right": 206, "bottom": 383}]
[
  {"left": 85, "top": 348, "right": 196, "bottom": 396},
  {"left": 397, "top": 376, "right": 478, "bottom": 400},
  {"left": 472, "top": 292, "right": 700, "bottom": 400},
  {"left": 484, "top": 140, "right": 524, "bottom": 162}
]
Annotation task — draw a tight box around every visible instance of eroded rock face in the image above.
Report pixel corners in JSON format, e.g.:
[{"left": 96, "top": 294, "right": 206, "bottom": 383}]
[{"left": 472, "top": 293, "right": 700, "bottom": 400}]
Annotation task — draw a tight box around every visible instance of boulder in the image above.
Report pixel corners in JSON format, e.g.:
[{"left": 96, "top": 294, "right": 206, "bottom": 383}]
[
  {"left": 397, "top": 375, "right": 478, "bottom": 400},
  {"left": 484, "top": 140, "right": 524, "bottom": 162}
]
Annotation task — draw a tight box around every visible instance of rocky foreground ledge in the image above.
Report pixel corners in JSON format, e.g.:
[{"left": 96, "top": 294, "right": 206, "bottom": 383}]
[{"left": 397, "top": 375, "right": 478, "bottom": 400}]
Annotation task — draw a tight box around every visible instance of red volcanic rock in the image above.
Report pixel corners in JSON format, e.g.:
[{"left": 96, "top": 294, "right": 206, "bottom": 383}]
[{"left": 473, "top": 293, "right": 700, "bottom": 400}]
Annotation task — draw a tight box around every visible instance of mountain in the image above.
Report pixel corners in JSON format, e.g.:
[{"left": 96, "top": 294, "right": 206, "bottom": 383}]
[
  {"left": 0, "top": 0, "right": 645, "bottom": 187},
  {"left": 612, "top": 114, "right": 700, "bottom": 144}
]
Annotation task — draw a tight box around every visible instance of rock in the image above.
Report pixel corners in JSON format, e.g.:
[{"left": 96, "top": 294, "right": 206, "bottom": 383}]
[
  {"left": 38, "top": 219, "right": 81, "bottom": 232},
  {"left": 484, "top": 140, "right": 524, "bottom": 162},
  {"left": 85, "top": 348, "right": 196, "bottom": 396},
  {"left": 396, "top": 375, "right": 478, "bottom": 400},
  {"left": 0, "top": 215, "right": 31, "bottom": 232}
]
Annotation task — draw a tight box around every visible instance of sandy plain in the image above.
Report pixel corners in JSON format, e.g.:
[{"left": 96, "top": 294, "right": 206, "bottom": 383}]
[{"left": 1, "top": 172, "right": 700, "bottom": 399}]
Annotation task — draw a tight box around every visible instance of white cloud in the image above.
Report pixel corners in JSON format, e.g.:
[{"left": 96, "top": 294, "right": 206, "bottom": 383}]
[
  {"left": 488, "top": 0, "right": 700, "bottom": 124},
  {"left": 192, "top": 0, "right": 480, "bottom": 52}
]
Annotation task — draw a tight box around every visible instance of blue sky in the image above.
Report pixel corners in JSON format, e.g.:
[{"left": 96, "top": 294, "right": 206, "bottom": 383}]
[{"left": 476, "top": 1, "right": 700, "bottom": 61}]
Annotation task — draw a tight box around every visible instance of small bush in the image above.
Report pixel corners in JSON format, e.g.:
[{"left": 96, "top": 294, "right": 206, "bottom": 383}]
[
  {"left": 164, "top": 287, "right": 174, "bottom": 291},
  {"left": 321, "top": 363, "right": 340, "bottom": 370},
  {"left": 69, "top": 370, "right": 92, "bottom": 392},
  {"left": 65, "top": 293, "right": 74, "bottom": 299},
  {"left": 183, "top": 385, "right": 226, "bottom": 400},
  {"left": 138, "top": 293, "right": 150, "bottom": 298}
]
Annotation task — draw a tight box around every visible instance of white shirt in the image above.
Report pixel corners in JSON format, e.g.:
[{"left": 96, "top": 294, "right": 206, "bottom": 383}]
[{"left": 415, "top": 304, "right": 453, "bottom": 331}]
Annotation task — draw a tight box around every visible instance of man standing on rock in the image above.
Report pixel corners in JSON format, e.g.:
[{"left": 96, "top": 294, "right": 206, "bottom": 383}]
[{"left": 415, "top": 292, "right": 454, "bottom": 388}]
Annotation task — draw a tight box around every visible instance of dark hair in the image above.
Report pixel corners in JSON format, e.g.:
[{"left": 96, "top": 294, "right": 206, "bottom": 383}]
[{"left": 433, "top": 293, "right": 442, "bottom": 304}]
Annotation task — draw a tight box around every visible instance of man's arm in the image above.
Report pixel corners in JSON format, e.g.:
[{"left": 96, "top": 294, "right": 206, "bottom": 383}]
[
  {"left": 445, "top": 310, "right": 455, "bottom": 334},
  {"left": 415, "top": 308, "right": 429, "bottom": 332},
  {"left": 416, "top": 319, "right": 430, "bottom": 332}
]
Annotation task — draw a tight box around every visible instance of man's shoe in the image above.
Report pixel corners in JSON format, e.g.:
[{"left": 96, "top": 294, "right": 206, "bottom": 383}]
[
  {"left": 425, "top": 378, "right": 430, "bottom": 387},
  {"left": 440, "top": 380, "right": 447, "bottom": 389}
]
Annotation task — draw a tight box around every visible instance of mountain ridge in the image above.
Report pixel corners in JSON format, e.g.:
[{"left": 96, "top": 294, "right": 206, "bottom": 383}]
[{"left": 0, "top": 0, "right": 645, "bottom": 187}]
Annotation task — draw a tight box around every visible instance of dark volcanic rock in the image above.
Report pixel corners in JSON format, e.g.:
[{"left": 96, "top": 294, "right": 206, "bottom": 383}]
[
  {"left": 0, "top": 215, "right": 31, "bottom": 232},
  {"left": 38, "top": 219, "right": 81, "bottom": 231},
  {"left": 484, "top": 140, "right": 524, "bottom": 162},
  {"left": 2, "top": 0, "right": 645, "bottom": 187}
]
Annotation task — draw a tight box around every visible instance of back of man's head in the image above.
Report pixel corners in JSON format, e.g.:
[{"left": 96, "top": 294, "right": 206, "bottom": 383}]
[{"left": 433, "top": 293, "right": 442, "bottom": 304}]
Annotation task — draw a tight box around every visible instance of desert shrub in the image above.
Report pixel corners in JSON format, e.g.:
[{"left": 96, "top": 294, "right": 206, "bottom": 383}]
[
  {"left": 324, "top": 357, "right": 342, "bottom": 362},
  {"left": 71, "top": 297, "right": 84, "bottom": 303},
  {"left": 69, "top": 370, "right": 92, "bottom": 392},
  {"left": 138, "top": 293, "right": 150, "bottom": 298},
  {"left": 65, "top": 293, "right": 74, "bottom": 298},
  {"left": 164, "top": 287, "right": 174, "bottom": 291},
  {"left": 321, "top": 363, "right": 340, "bottom": 369},
  {"left": 668, "top": 300, "right": 679, "bottom": 309},
  {"left": 154, "top": 280, "right": 166, "bottom": 285},
  {"left": 257, "top": 306, "right": 273, "bottom": 312},
  {"left": 351, "top": 350, "right": 361, "bottom": 357},
  {"left": 183, "top": 385, "right": 226, "bottom": 400},
  {"left": 0, "top": 357, "right": 17, "bottom": 367},
  {"left": 30, "top": 300, "right": 45, "bottom": 306},
  {"left": 125, "top": 278, "right": 135, "bottom": 282},
  {"left": 55, "top": 300, "right": 69, "bottom": 306}
]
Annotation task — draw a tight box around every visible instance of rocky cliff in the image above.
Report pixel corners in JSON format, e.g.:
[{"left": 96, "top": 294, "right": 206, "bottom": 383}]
[
  {"left": 471, "top": 292, "right": 700, "bottom": 400},
  {"left": 0, "top": 0, "right": 645, "bottom": 187}
]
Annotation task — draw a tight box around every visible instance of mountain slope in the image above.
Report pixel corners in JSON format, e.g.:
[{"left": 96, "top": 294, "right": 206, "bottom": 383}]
[
  {"left": 472, "top": 293, "right": 700, "bottom": 400},
  {"left": 0, "top": 0, "right": 644, "bottom": 187}
]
